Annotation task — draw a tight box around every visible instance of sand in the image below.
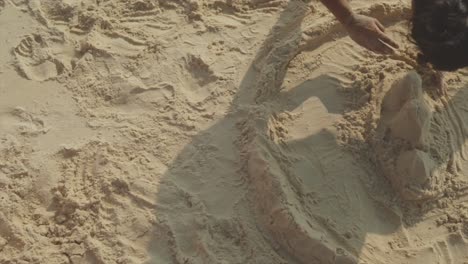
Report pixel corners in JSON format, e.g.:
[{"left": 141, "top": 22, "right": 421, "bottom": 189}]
[{"left": 2, "top": 0, "right": 468, "bottom": 263}]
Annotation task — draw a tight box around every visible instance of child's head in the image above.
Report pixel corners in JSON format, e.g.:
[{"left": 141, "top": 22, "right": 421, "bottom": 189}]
[{"left": 411, "top": 0, "right": 468, "bottom": 71}]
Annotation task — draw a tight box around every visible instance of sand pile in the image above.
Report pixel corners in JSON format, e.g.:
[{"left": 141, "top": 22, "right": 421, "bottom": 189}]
[
  {"left": 375, "top": 71, "right": 438, "bottom": 200},
  {"left": 2, "top": 0, "right": 468, "bottom": 263}
]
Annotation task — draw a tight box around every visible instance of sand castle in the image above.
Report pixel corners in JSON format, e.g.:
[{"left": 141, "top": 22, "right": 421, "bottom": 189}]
[{"left": 377, "top": 71, "right": 442, "bottom": 200}]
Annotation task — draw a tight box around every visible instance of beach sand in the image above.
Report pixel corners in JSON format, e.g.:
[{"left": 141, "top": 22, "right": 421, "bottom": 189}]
[{"left": 2, "top": 0, "right": 468, "bottom": 263}]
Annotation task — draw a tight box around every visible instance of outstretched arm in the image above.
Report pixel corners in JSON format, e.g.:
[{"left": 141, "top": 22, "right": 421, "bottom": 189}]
[
  {"left": 320, "top": 0, "right": 399, "bottom": 54},
  {"left": 320, "top": 0, "right": 354, "bottom": 24}
]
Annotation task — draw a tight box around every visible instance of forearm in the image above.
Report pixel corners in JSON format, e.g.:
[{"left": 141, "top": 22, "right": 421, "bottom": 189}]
[{"left": 320, "top": 0, "right": 354, "bottom": 24}]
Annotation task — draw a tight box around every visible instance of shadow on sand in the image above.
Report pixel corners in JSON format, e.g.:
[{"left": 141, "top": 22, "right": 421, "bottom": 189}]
[{"left": 147, "top": 1, "right": 468, "bottom": 263}]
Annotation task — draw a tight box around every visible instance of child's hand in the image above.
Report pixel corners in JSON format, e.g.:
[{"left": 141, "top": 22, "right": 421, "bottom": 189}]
[
  {"left": 344, "top": 14, "right": 399, "bottom": 54},
  {"left": 434, "top": 71, "right": 447, "bottom": 97}
]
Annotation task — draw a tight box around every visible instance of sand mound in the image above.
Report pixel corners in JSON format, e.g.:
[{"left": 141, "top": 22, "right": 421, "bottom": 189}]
[
  {"left": 375, "top": 71, "right": 441, "bottom": 200},
  {"left": 2, "top": 0, "right": 468, "bottom": 263},
  {"left": 370, "top": 70, "right": 468, "bottom": 202}
]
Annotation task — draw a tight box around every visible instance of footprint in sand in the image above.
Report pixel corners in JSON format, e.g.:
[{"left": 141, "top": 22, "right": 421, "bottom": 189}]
[
  {"left": 13, "top": 34, "right": 64, "bottom": 81},
  {"left": 184, "top": 54, "right": 218, "bottom": 86},
  {"left": 0, "top": 107, "right": 48, "bottom": 136}
]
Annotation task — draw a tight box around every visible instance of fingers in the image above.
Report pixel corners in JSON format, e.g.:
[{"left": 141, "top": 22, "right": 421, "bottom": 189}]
[
  {"left": 435, "top": 71, "right": 448, "bottom": 96},
  {"left": 359, "top": 38, "right": 394, "bottom": 54},
  {"left": 376, "top": 39, "right": 396, "bottom": 54},
  {"left": 373, "top": 20, "right": 400, "bottom": 49},
  {"left": 376, "top": 30, "right": 400, "bottom": 49},
  {"left": 376, "top": 20, "right": 386, "bottom": 32},
  {"left": 347, "top": 16, "right": 400, "bottom": 54},
  {"left": 369, "top": 39, "right": 394, "bottom": 54},
  {"left": 373, "top": 18, "right": 400, "bottom": 51}
]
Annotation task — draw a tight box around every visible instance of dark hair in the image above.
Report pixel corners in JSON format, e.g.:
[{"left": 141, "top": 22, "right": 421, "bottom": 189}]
[{"left": 411, "top": 0, "right": 468, "bottom": 71}]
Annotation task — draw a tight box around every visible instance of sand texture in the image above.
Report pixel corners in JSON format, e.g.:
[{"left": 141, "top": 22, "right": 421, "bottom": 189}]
[{"left": 2, "top": 0, "right": 468, "bottom": 263}]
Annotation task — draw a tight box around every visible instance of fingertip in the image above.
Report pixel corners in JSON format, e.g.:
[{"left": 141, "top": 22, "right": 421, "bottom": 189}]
[
  {"left": 389, "top": 41, "right": 399, "bottom": 49},
  {"left": 376, "top": 41, "right": 394, "bottom": 55},
  {"left": 377, "top": 33, "right": 399, "bottom": 49},
  {"left": 387, "top": 38, "right": 400, "bottom": 49}
]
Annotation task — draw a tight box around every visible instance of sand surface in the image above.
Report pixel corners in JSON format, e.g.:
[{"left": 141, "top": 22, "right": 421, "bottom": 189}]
[{"left": 2, "top": 0, "right": 468, "bottom": 263}]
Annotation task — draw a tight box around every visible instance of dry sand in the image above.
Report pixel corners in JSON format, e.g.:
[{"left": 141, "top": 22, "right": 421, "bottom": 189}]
[{"left": 2, "top": 0, "right": 468, "bottom": 263}]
